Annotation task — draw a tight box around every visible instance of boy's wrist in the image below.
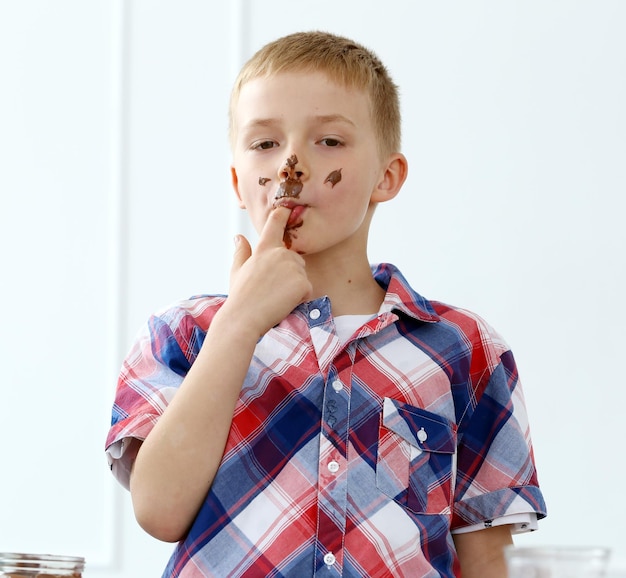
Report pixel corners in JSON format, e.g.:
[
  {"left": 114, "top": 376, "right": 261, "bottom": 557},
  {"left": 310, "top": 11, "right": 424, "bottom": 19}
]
[{"left": 211, "top": 302, "right": 266, "bottom": 344}]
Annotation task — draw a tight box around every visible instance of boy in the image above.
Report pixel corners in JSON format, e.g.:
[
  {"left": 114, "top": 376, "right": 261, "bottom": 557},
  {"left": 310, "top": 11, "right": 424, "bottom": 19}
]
[{"left": 106, "top": 31, "right": 546, "bottom": 577}]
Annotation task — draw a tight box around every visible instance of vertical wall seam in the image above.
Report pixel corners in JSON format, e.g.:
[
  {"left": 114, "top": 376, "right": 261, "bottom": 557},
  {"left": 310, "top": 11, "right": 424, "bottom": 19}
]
[
  {"left": 229, "top": 0, "right": 254, "bottom": 242},
  {"left": 103, "top": 0, "right": 131, "bottom": 570}
]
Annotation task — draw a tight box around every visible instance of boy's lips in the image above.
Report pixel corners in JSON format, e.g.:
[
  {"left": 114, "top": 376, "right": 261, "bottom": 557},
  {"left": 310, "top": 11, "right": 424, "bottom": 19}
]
[
  {"left": 286, "top": 204, "right": 306, "bottom": 228},
  {"left": 273, "top": 199, "right": 307, "bottom": 228}
]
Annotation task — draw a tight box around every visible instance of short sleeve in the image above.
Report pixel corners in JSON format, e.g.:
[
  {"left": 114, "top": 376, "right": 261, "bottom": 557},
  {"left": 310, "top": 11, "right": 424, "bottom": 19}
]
[
  {"left": 451, "top": 340, "right": 547, "bottom": 529},
  {"left": 104, "top": 312, "right": 191, "bottom": 487}
]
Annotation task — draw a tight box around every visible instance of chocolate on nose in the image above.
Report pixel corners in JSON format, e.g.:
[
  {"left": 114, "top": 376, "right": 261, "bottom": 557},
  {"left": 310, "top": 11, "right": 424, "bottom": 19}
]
[
  {"left": 281, "top": 154, "right": 299, "bottom": 175},
  {"left": 275, "top": 154, "right": 303, "bottom": 199}
]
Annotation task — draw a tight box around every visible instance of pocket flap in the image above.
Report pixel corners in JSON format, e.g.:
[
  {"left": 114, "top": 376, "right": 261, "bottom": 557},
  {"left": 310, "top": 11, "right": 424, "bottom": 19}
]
[{"left": 382, "top": 397, "right": 456, "bottom": 454}]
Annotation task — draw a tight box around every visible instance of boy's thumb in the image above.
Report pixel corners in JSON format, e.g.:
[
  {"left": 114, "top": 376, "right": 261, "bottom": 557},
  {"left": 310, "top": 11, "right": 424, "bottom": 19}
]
[{"left": 231, "top": 234, "right": 252, "bottom": 272}]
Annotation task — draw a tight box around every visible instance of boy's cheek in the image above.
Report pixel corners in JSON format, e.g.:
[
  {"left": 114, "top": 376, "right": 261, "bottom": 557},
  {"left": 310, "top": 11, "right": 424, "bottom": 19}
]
[{"left": 248, "top": 208, "right": 273, "bottom": 234}]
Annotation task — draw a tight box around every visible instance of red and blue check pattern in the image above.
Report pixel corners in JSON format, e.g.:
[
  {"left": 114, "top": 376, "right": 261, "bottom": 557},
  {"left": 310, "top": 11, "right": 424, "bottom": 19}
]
[{"left": 106, "top": 263, "right": 546, "bottom": 577}]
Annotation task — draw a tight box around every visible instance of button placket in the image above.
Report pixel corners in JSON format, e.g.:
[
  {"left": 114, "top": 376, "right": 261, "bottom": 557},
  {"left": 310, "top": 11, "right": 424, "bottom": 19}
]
[
  {"left": 315, "top": 368, "right": 350, "bottom": 575},
  {"left": 305, "top": 298, "right": 342, "bottom": 380},
  {"left": 325, "top": 398, "right": 338, "bottom": 429}
]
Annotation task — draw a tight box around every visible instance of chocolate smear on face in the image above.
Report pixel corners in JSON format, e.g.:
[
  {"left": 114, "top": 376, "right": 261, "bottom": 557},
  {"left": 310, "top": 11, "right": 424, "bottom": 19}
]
[
  {"left": 283, "top": 229, "right": 293, "bottom": 249},
  {"left": 258, "top": 177, "right": 271, "bottom": 186},
  {"left": 282, "top": 221, "right": 303, "bottom": 250},
  {"left": 324, "top": 168, "right": 342, "bottom": 188},
  {"left": 274, "top": 154, "right": 303, "bottom": 201},
  {"left": 282, "top": 207, "right": 305, "bottom": 249}
]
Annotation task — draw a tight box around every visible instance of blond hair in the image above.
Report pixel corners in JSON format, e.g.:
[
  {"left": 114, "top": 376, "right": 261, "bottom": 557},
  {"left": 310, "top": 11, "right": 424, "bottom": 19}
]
[{"left": 229, "top": 31, "right": 401, "bottom": 158}]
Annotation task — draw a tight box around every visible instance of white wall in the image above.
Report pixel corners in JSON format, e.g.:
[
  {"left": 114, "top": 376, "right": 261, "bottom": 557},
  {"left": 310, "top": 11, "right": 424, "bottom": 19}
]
[{"left": 1, "top": 1, "right": 624, "bottom": 575}]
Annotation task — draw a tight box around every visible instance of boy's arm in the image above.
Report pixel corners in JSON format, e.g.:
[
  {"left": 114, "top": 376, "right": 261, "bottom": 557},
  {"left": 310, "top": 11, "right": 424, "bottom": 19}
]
[
  {"left": 453, "top": 525, "right": 513, "bottom": 578},
  {"left": 129, "top": 207, "right": 312, "bottom": 543}
]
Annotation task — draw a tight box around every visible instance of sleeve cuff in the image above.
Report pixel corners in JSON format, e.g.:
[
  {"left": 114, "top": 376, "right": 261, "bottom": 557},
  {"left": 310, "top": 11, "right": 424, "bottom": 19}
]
[
  {"left": 106, "top": 437, "right": 141, "bottom": 490},
  {"left": 451, "top": 512, "right": 538, "bottom": 535}
]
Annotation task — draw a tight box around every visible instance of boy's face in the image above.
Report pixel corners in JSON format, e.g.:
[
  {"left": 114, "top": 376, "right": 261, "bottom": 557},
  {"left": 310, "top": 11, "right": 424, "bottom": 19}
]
[{"left": 231, "top": 71, "right": 393, "bottom": 256}]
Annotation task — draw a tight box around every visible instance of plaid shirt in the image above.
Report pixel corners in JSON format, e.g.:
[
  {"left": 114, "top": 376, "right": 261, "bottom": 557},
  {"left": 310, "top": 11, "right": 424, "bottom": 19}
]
[{"left": 106, "top": 263, "right": 546, "bottom": 577}]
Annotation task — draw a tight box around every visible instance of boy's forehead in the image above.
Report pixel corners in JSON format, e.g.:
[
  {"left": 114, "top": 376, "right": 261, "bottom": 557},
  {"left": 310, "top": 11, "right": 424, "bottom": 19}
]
[{"left": 235, "top": 71, "right": 371, "bottom": 117}]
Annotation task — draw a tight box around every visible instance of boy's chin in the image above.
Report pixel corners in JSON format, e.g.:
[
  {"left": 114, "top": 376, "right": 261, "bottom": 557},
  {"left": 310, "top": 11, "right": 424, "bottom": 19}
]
[
  {"left": 283, "top": 233, "right": 310, "bottom": 255},
  {"left": 283, "top": 234, "right": 304, "bottom": 253}
]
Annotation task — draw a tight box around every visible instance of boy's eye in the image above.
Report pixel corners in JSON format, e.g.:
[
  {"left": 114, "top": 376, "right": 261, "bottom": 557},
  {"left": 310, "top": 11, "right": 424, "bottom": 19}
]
[
  {"left": 320, "top": 138, "right": 342, "bottom": 147},
  {"left": 253, "top": 140, "right": 277, "bottom": 150}
]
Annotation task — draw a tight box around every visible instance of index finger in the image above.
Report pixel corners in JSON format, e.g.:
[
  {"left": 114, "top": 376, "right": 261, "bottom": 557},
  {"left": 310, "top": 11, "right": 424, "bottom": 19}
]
[{"left": 256, "top": 206, "right": 292, "bottom": 250}]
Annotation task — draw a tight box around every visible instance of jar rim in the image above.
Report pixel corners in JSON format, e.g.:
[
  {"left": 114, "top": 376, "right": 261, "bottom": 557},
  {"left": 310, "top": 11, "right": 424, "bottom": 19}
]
[
  {"left": 504, "top": 545, "right": 610, "bottom": 556},
  {"left": 0, "top": 552, "right": 85, "bottom": 572}
]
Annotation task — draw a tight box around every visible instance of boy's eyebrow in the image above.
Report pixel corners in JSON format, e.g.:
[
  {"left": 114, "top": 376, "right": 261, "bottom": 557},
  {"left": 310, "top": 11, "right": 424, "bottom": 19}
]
[
  {"left": 242, "top": 114, "right": 356, "bottom": 131},
  {"left": 242, "top": 118, "right": 279, "bottom": 129},
  {"left": 312, "top": 113, "right": 356, "bottom": 127}
]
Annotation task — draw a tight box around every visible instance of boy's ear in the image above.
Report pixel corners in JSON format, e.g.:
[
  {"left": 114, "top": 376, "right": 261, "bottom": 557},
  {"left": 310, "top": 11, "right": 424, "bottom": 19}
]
[
  {"left": 371, "top": 153, "right": 408, "bottom": 204},
  {"left": 231, "top": 166, "right": 246, "bottom": 209}
]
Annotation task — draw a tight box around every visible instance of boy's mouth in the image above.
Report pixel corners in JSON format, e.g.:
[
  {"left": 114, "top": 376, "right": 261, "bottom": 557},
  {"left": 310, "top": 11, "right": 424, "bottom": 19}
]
[
  {"left": 273, "top": 199, "right": 307, "bottom": 228},
  {"left": 272, "top": 200, "right": 306, "bottom": 249},
  {"left": 286, "top": 204, "right": 306, "bottom": 228}
]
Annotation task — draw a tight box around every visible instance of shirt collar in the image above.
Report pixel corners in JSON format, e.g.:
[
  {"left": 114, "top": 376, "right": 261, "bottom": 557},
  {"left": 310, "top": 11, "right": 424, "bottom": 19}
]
[{"left": 372, "top": 263, "right": 440, "bottom": 323}]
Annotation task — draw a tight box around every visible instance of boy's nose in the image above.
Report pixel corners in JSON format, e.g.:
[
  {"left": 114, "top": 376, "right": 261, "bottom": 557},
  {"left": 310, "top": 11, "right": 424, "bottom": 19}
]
[{"left": 278, "top": 153, "right": 306, "bottom": 181}]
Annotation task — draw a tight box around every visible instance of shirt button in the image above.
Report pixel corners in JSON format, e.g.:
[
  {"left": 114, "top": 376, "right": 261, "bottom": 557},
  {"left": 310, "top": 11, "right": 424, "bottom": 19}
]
[
  {"left": 331, "top": 380, "right": 343, "bottom": 392},
  {"left": 324, "top": 552, "right": 336, "bottom": 566},
  {"left": 309, "top": 308, "right": 321, "bottom": 320},
  {"left": 328, "top": 461, "right": 340, "bottom": 473}
]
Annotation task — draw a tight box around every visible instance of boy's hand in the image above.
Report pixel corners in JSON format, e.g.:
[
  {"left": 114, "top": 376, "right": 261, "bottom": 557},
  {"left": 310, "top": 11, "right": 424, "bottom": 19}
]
[{"left": 225, "top": 206, "right": 312, "bottom": 337}]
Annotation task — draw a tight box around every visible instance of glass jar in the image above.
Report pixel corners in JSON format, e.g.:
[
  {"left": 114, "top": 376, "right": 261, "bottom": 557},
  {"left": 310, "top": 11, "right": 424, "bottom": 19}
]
[
  {"left": 0, "top": 553, "right": 85, "bottom": 577},
  {"left": 504, "top": 545, "right": 610, "bottom": 578}
]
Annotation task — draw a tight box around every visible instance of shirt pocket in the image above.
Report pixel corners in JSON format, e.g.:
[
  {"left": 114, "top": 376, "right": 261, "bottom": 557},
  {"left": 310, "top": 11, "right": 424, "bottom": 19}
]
[{"left": 376, "top": 397, "right": 457, "bottom": 515}]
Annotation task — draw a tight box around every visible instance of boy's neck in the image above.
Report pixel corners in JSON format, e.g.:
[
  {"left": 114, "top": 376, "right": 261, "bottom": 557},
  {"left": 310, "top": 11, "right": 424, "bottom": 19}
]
[{"left": 304, "top": 253, "right": 385, "bottom": 317}]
